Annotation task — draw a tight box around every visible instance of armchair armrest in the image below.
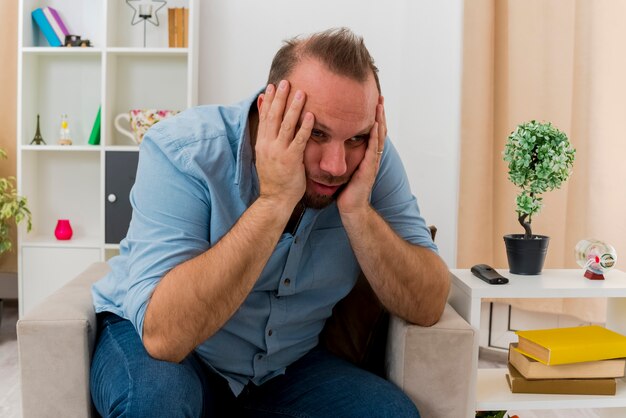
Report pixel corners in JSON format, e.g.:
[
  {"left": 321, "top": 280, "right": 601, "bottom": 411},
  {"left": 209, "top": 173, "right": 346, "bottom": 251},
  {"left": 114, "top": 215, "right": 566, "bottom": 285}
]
[
  {"left": 17, "top": 262, "right": 110, "bottom": 418},
  {"left": 385, "top": 303, "right": 477, "bottom": 418}
]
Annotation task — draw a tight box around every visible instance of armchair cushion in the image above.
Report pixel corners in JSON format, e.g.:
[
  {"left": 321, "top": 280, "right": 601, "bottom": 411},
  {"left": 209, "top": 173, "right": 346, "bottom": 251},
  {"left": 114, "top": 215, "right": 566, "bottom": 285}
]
[
  {"left": 17, "top": 262, "right": 110, "bottom": 418},
  {"left": 386, "top": 304, "right": 476, "bottom": 418}
]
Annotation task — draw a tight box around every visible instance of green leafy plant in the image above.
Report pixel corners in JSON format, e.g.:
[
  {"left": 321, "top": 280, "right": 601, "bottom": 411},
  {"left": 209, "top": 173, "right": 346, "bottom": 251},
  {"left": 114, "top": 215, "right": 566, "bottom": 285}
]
[
  {"left": 503, "top": 120, "right": 575, "bottom": 239},
  {"left": 0, "top": 148, "right": 31, "bottom": 255}
]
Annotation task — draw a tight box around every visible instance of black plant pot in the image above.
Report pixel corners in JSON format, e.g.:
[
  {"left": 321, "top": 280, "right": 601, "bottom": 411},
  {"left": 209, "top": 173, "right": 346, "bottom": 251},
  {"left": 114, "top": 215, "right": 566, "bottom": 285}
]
[{"left": 503, "top": 234, "right": 550, "bottom": 275}]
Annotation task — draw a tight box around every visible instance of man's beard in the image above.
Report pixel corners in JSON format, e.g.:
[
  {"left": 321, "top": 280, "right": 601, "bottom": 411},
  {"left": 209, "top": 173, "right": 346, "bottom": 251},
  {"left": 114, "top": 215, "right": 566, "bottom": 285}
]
[
  {"left": 302, "top": 176, "right": 348, "bottom": 209},
  {"left": 302, "top": 190, "right": 336, "bottom": 209}
]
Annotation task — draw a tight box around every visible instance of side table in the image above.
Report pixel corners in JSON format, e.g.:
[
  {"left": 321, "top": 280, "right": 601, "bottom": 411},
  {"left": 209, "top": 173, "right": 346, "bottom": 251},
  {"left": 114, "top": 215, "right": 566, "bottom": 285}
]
[{"left": 448, "top": 268, "right": 626, "bottom": 417}]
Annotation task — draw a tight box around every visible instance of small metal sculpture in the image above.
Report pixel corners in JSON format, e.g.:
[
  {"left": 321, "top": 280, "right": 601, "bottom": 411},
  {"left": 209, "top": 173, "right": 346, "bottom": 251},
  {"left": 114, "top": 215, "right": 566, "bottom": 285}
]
[
  {"left": 126, "top": 0, "right": 167, "bottom": 48},
  {"left": 30, "top": 114, "right": 46, "bottom": 145}
]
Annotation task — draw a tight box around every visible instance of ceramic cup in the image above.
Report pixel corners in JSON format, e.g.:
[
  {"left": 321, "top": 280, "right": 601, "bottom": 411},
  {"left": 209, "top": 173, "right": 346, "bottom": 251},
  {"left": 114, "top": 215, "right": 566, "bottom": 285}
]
[{"left": 114, "top": 109, "right": 179, "bottom": 144}]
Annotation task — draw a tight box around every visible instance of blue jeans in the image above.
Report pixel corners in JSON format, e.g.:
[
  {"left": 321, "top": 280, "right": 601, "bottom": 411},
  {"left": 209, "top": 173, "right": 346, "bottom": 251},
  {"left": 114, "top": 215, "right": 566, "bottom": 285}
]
[{"left": 90, "top": 313, "right": 421, "bottom": 418}]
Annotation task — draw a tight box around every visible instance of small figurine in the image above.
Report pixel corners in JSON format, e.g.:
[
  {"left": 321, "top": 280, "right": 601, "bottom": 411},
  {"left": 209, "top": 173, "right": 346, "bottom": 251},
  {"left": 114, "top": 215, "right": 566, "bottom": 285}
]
[
  {"left": 64, "top": 35, "right": 91, "bottom": 47},
  {"left": 30, "top": 114, "right": 46, "bottom": 145},
  {"left": 58, "top": 114, "right": 72, "bottom": 145}
]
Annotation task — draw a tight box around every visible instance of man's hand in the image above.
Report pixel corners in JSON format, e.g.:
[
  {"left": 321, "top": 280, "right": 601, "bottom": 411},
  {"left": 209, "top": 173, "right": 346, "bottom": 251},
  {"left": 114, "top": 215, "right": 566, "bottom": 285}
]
[
  {"left": 255, "top": 81, "right": 315, "bottom": 211},
  {"left": 337, "top": 96, "right": 387, "bottom": 215}
]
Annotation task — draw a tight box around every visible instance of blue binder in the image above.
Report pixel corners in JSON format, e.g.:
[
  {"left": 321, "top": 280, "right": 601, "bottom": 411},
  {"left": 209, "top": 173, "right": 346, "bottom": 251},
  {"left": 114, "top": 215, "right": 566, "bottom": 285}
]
[{"left": 32, "top": 8, "right": 62, "bottom": 47}]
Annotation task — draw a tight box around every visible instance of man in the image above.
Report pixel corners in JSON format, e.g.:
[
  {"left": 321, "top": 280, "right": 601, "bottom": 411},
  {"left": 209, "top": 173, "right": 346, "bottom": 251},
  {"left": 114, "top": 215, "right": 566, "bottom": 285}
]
[{"left": 91, "top": 27, "right": 450, "bottom": 417}]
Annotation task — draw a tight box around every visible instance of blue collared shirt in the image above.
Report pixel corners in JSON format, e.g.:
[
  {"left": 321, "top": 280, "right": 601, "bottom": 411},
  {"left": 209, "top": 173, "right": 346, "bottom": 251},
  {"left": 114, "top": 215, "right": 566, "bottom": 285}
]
[{"left": 92, "top": 91, "right": 437, "bottom": 396}]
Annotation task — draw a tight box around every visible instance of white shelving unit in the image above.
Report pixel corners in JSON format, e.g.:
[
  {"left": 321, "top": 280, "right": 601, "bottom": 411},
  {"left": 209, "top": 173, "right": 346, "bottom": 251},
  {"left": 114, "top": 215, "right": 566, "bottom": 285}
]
[
  {"left": 449, "top": 268, "right": 626, "bottom": 417},
  {"left": 16, "top": 0, "right": 198, "bottom": 316}
]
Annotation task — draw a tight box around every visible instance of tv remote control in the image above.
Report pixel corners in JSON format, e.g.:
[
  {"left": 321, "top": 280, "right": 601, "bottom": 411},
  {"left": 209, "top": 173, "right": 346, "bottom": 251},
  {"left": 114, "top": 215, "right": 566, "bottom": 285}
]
[{"left": 471, "top": 264, "right": 509, "bottom": 285}]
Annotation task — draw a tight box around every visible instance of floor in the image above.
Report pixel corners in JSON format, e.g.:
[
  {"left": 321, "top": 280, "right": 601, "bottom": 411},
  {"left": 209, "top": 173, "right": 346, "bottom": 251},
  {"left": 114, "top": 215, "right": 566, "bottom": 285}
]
[
  {"left": 0, "top": 300, "right": 21, "bottom": 418},
  {"left": 0, "top": 300, "right": 601, "bottom": 418}
]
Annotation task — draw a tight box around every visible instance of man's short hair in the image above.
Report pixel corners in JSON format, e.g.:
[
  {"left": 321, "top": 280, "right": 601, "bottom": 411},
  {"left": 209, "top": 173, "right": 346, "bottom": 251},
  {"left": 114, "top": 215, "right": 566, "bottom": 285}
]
[{"left": 267, "top": 27, "right": 381, "bottom": 93}]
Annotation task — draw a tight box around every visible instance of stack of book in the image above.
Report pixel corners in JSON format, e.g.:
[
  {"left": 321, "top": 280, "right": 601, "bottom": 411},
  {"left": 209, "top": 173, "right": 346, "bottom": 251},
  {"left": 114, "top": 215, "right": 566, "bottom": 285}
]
[
  {"left": 168, "top": 8, "right": 189, "bottom": 48},
  {"left": 32, "top": 7, "right": 70, "bottom": 47},
  {"left": 506, "top": 325, "right": 626, "bottom": 395}
]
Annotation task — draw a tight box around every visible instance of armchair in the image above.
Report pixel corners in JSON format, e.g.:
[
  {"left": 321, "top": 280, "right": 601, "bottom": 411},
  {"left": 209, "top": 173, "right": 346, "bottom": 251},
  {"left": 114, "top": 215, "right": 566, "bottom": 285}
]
[{"left": 18, "top": 263, "right": 476, "bottom": 418}]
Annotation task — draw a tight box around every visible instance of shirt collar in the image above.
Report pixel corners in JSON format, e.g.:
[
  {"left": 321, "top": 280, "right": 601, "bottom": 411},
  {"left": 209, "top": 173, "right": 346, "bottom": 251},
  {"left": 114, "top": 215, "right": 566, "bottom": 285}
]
[{"left": 235, "top": 88, "right": 264, "bottom": 202}]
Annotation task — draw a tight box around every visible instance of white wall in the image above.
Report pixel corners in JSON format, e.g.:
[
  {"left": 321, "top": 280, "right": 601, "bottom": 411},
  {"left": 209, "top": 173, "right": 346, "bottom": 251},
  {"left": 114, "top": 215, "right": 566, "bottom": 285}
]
[{"left": 198, "top": 0, "right": 463, "bottom": 267}]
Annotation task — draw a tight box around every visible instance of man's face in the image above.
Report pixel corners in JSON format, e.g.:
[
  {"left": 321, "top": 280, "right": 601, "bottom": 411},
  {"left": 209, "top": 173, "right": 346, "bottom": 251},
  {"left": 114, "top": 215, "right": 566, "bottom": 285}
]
[{"left": 287, "top": 58, "right": 380, "bottom": 209}]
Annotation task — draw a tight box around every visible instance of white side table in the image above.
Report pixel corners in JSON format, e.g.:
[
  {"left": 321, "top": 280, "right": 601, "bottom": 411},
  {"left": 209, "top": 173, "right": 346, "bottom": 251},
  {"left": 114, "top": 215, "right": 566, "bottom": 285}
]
[{"left": 449, "top": 268, "right": 626, "bottom": 417}]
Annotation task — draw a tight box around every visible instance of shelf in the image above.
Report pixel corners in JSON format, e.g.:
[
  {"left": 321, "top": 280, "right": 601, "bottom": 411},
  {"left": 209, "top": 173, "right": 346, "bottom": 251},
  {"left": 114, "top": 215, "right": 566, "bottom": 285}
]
[
  {"left": 20, "top": 151, "right": 101, "bottom": 240},
  {"left": 450, "top": 269, "right": 626, "bottom": 415},
  {"left": 22, "top": 47, "right": 103, "bottom": 56},
  {"left": 104, "top": 145, "right": 140, "bottom": 152},
  {"left": 21, "top": 145, "right": 101, "bottom": 152},
  {"left": 106, "top": 0, "right": 191, "bottom": 49},
  {"left": 22, "top": 0, "right": 104, "bottom": 48},
  {"left": 451, "top": 269, "right": 626, "bottom": 299},
  {"left": 20, "top": 52, "right": 101, "bottom": 146},
  {"left": 477, "top": 368, "right": 626, "bottom": 410},
  {"left": 20, "top": 235, "right": 102, "bottom": 249},
  {"left": 106, "top": 47, "right": 188, "bottom": 56}
]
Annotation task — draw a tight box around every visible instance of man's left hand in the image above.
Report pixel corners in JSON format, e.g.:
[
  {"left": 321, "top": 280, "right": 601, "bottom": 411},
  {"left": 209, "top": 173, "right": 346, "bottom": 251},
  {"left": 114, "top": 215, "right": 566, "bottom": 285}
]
[{"left": 337, "top": 96, "right": 387, "bottom": 216}]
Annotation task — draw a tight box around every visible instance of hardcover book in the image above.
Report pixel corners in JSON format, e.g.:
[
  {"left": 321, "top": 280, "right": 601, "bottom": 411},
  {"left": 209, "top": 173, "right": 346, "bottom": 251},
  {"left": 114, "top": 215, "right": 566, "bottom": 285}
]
[
  {"left": 516, "top": 325, "right": 626, "bottom": 365},
  {"left": 43, "top": 7, "right": 70, "bottom": 45},
  {"left": 31, "top": 8, "right": 61, "bottom": 47},
  {"left": 168, "top": 8, "right": 176, "bottom": 47},
  {"left": 509, "top": 343, "right": 626, "bottom": 380},
  {"left": 506, "top": 363, "right": 617, "bottom": 395},
  {"left": 183, "top": 7, "right": 189, "bottom": 47},
  {"left": 175, "top": 7, "right": 184, "bottom": 48}
]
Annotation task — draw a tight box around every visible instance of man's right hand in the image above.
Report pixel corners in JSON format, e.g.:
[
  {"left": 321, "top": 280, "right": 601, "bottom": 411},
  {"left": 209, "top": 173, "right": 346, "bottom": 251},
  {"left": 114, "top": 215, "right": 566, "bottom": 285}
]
[{"left": 255, "top": 80, "right": 314, "bottom": 211}]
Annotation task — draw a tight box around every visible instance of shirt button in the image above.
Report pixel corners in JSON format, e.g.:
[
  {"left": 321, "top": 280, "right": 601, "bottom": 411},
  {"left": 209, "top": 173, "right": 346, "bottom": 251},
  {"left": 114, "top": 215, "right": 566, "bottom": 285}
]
[
  {"left": 257, "top": 354, "right": 263, "bottom": 360},
  {"left": 268, "top": 329, "right": 273, "bottom": 336},
  {"left": 284, "top": 278, "right": 291, "bottom": 286}
]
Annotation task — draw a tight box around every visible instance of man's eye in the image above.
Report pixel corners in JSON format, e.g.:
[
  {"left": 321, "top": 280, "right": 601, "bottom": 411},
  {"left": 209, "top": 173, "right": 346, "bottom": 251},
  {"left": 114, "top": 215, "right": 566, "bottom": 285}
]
[
  {"left": 347, "top": 136, "right": 368, "bottom": 146},
  {"left": 311, "top": 129, "right": 325, "bottom": 138}
]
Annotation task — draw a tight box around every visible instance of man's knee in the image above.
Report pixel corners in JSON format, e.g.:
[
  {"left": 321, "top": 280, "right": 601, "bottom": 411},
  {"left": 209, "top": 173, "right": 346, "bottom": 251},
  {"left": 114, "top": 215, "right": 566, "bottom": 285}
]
[
  {"left": 376, "top": 388, "right": 421, "bottom": 418},
  {"left": 96, "top": 360, "right": 204, "bottom": 418},
  {"left": 350, "top": 378, "right": 420, "bottom": 418}
]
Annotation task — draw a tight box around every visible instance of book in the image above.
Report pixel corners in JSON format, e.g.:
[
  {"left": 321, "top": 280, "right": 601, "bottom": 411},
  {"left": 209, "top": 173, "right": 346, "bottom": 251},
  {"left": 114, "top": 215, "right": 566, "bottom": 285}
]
[
  {"left": 183, "top": 7, "right": 188, "bottom": 48},
  {"left": 88, "top": 106, "right": 101, "bottom": 145},
  {"left": 506, "top": 363, "right": 616, "bottom": 395},
  {"left": 509, "top": 343, "right": 626, "bottom": 380},
  {"left": 44, "top": 7, "right": 70, "bottom": 45},
  {"left": 175, "top": 8, "right": 184, "bottom": 48},
  {"left": 516, "top": 325, "right": 626, "bottom": 365},
  {"left": 167, "top": 8, "right": 188, "bottom": 48},
  {"left": 168, "top": 8, "right": 176, "bottom": 47},
  {"left": 31, "top": 8, "right": 61, "bottom": 47}
]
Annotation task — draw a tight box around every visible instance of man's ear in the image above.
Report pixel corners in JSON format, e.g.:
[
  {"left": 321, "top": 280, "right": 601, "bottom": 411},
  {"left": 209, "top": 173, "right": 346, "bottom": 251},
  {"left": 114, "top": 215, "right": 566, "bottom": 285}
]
[{"left": 257, "top": 94, "right": 264, "bottom": 112}]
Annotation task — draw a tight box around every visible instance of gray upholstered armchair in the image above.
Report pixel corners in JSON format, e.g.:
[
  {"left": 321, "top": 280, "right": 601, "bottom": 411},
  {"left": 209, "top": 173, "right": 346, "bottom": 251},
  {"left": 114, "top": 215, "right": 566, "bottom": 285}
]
[{"left": 17, "top": 263, "right": 476, "bottom": 418}]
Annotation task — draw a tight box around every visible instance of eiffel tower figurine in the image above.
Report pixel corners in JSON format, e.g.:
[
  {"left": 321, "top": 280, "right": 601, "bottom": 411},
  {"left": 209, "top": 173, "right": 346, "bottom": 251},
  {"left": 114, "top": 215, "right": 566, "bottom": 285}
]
[{"left": 30, "top": 114, "right": 46, "bottom": 145}]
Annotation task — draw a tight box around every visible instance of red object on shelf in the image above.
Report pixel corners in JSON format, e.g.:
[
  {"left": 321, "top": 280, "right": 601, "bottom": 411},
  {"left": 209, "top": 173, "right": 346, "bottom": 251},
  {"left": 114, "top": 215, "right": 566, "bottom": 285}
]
[
  {"left": 584, "top": 269, "right": 605, "bottom": 280},
  {"left": 54, "top": 219, "right": 73, "bottom": 240}
]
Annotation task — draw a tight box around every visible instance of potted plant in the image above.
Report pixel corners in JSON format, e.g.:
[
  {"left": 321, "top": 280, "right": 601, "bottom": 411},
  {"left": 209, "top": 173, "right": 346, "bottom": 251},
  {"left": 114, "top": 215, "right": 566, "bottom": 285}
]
[
  {"left": 1, "top": 147, "right": 31, "bottom": 254},
  {"left": 0, "top": 147, "right": 31, "bottom": 326},
  {"left": 503, "top": 120, "right": 575, "bottom": 275}
]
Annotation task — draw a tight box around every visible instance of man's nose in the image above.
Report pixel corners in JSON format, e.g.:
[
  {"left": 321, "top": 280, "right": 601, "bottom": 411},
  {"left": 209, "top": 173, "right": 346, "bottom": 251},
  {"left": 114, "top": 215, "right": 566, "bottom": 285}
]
[{"left": 319, "top": 142, "right": 347, "bottom": 177}]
